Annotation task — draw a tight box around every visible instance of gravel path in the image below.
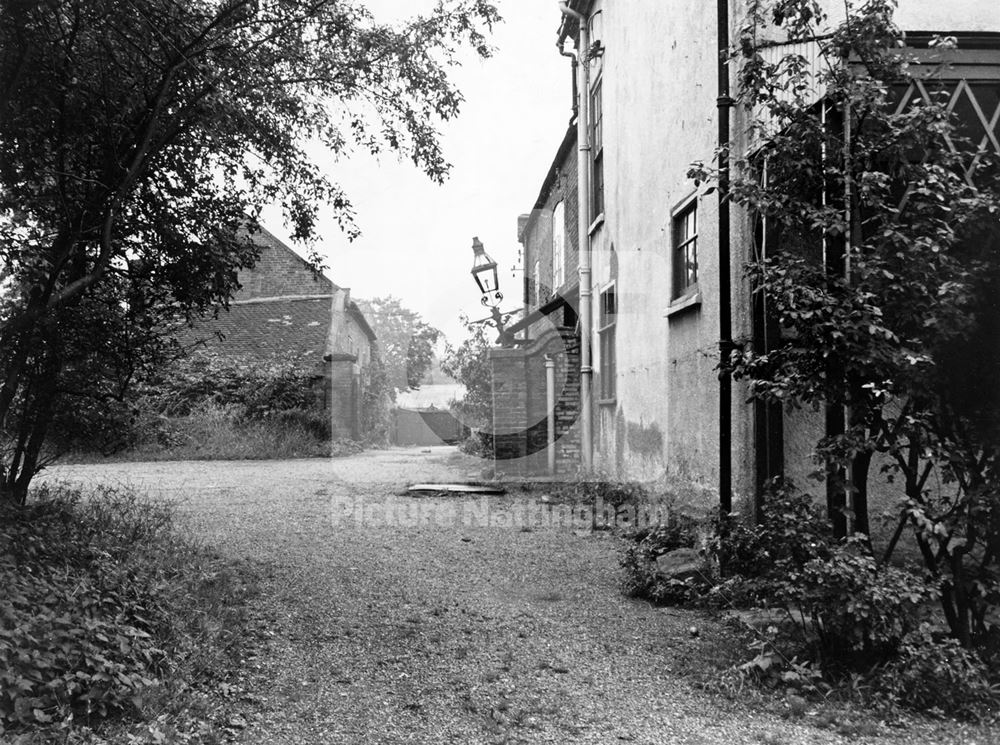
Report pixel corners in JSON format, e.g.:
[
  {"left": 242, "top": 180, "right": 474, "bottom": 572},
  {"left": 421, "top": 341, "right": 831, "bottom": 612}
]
[{"left": 43, "top": 448, "right": 993, "bottom": 745}]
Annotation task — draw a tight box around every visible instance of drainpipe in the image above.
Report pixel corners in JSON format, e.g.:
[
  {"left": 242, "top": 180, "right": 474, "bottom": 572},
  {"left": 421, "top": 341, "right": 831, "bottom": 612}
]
[
  {"left": 717, "top": 0, "right": 734, "bottom": 517},
  {"left": 559, "top": 0, "right": 593, "bottom": 473},
  {"left": 545, "top": 355, "right": 557, "bottom": 475}
]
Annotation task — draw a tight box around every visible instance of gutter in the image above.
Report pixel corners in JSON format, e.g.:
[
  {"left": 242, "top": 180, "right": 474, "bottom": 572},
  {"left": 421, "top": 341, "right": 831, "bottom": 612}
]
[
  {"left": 558, "top": 0, "right": 594, "bottom": 473},
  {"left": 717, "top": 0, "right": 734, "bottom": 517}
]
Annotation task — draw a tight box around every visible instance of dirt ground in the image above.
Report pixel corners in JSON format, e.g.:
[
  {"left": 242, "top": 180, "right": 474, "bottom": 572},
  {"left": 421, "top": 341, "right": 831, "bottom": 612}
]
[{"left": 42, "top": 447, "right": 995, "bottom": 745}]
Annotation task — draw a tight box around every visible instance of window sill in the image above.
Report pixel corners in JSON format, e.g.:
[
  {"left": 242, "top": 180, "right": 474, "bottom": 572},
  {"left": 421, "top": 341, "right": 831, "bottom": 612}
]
[
  {"left": 665, "top": 291, "right": 702, "bottom": 318},
  {"left": 589, "top": 213, "right": 605, "bottom": 235},
  {"left": 597, "top": 397, "right": 617, "bottom": 407}
]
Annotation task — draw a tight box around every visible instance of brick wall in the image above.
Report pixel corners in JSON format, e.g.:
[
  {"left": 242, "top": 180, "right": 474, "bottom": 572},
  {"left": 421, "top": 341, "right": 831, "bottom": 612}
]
[
  {"left": 519, "top": 127, "right": 580, "bottom": 336},
  {"left": 238, "top": 227, "right": 335, "bottom": 299},
  {"left": 489, "top": 327, "right": 581, "bottom": 475},
  {"left": 327, "top": 355, "right": 360, "bottom": 439}
]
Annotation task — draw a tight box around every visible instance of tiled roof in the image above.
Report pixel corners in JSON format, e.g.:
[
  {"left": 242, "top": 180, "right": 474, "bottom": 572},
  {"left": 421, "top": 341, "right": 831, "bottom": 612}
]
[{"left": 184, "top": 296, "right": 331, "bottom": 365}]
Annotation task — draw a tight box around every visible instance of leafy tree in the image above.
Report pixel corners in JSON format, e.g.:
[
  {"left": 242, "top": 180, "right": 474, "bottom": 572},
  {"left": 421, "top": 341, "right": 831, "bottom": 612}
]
[
  {"left": 693, "top": 0, "right": 1000, "bottom": 647},
  {"left": 356, "top": 296, "right": 440, "bottom": 391},
  {"left": 0, "top": 0, "right": 499, "bottom": 503},
  {"left": 441, "top": 314, "right": 493, "bottom": 430}
]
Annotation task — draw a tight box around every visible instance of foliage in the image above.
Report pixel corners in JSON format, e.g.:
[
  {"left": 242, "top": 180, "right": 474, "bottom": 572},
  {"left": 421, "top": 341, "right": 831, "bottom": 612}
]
[
  {"left": 356, "top": 296, "right": 441, "bottom": 392},
  {"left": 716, "top": 480, "right": 832, "bottom": 577},
  {"left": 684, "top": 485, "right": 997, "bottom": 719},
  {"left": 0, "top": 484, "right": 259, "bottom": 737},
  {"left": 0, "top": 0, "right": 500, "bottom": 503},
  {"left": 620, "top": 513, "right": 704, "bottom": 604},
  {"left": 360, "top": 348, "right": 393, "bottom": 445},
  {"left": 109, "top": 403, "right": 360, "bottom": 462},
  {"left": 874, "top": 624, "right": 1000, "bottom": 720},
  {"left": 441, "top": 314, "right": 494, "bottom": 431},
  {"left": 690, "top": 0, "right": 1000, "bottom": 648},
  {"left": 138, "top": 350, "right": 322, "bottom": 422},
  {"left": 774, "top": 538, "right": 934, "bottom": 660}
]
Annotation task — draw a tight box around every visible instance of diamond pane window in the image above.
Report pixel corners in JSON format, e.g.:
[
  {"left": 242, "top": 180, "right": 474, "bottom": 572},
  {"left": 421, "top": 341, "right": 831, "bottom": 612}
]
[{"left": 892, "top": 77, "right": 1000, "bottom": 185}]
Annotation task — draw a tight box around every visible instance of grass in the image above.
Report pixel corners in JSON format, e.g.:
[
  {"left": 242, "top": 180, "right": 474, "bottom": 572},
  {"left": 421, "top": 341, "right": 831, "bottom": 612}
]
[
  {"left": 66, "top": 404, "right": 363, "bottom": 463},
  {"left": 0, "top": 483, "right": 266, "bottom": 744}
]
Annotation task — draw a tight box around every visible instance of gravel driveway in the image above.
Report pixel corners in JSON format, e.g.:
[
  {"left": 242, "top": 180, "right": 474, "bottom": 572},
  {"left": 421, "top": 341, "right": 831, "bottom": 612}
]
[{"left": 43, "top": 448, "right": 986, "bottom": 745}]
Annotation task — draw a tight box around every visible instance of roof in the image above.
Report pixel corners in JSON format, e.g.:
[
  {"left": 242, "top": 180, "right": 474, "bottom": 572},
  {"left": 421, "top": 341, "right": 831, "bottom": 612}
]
[
  {"left": 533, "top": 125, "right": 577, "bottom": 212},
  {"left": 347, "top": 300, "right": 377, "bottom": 341},
  {"left": 520, "top": 125, "right": 578, "bottom": 243},
  {"left": 177, "top": 225, "right": 377, "bottom": 361},
  {"left": 557, "top": 0, "right": 593, "bottom": 45},
  {"left": 184, "top": 296, "right": 332, "bottom": 363}
]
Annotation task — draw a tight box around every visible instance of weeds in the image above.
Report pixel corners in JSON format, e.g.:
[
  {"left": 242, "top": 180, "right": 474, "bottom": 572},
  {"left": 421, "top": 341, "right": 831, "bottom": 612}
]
[{"left": 0, "top": 484, "right": 263, "bottom": 742}]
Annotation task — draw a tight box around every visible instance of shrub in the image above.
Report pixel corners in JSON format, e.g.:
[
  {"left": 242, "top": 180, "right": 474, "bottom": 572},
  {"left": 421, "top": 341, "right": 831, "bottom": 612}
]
[
  {"left": 577, "top": 479, "right": 650, "bottom": 509},
  {"left": 773, "top": 539, "right": 934, "bottom": 661},
  {"left": 875, "top": 624, "right": 1000, "bottom": 720},
  {"left": 0, "top": 485, "right": 258, "bottom": 736},
  {"left": 716, "top": 480, "right": 832, "bottom": 578},
  {"left": 128, "top": 404, "right": 334, "bottom": 461},
  {"left": 138, "top": 351, "right": 322, "bottom": 421},
  {"left": 270, "top": 407, "right": 332, "bottom": 441},
  {"left": 458, "top": 430, "right": 492, "bottom": 458}
]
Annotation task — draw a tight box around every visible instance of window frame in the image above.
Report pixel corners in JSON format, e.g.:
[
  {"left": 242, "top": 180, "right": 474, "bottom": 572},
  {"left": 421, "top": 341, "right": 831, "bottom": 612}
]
[
  {"left": 590, "top": 79, "right": 604, "bottom": 223},
  {"left": 671, "top": 192, "right": 699, "bottom": 302},
  {"left": 552, "top": 200, "right": 565, "bottom": 290},
  {"left": 597, "top": 281, "right": 616, "bottom": 402}
]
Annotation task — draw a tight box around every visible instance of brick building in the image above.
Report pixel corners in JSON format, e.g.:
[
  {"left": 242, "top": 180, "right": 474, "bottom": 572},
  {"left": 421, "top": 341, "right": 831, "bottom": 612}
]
[
  {"left": 183, "top": 226, "right": 376, "bottom": 439},
  {"left": 488, "top": 125, "right": 583, "bottom": 475}
]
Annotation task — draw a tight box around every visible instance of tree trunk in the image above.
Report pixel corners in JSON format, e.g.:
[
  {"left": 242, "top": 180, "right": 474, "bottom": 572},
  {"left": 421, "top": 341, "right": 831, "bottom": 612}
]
[{"left": 851, "top": 449, "right": 872, "bottom": 536}]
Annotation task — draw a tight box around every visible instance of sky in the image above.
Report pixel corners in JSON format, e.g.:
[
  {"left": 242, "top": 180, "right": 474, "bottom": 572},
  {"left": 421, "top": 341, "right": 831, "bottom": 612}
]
[{"left": 262, "top": 1, "right": 570, "bottom": 344}]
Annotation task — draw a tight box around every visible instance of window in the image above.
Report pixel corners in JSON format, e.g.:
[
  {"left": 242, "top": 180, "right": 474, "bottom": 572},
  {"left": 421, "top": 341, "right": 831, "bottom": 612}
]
[
  {"left": 891, "top": 77, "right": 1000, "bottom": 187},
  {"left": 551, "top": 201, "right": 565, "bottom": 289},
  {"left": 598, "top": 284, "right": 616, "bottom": 400},
  {"left": 672, "top": 197, "right": 698, "bottom": 299},
  {"left": 533, "top": 258, "right": 541, "bottom": 305},
  {"left": 591, "top": 81, "right": 604, "bottom": 220}
]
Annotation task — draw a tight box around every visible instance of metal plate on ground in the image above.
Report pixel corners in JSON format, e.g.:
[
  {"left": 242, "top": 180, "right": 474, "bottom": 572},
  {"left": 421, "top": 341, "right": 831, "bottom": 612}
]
[{"left": 407, "top": 483, "right": 506, "bottom": 495}]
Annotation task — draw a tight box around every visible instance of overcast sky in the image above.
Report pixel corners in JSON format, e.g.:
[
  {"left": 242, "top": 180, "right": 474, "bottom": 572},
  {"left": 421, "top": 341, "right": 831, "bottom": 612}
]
[{"left": 262, "top": 1, "right": 570, "bottom": 344}]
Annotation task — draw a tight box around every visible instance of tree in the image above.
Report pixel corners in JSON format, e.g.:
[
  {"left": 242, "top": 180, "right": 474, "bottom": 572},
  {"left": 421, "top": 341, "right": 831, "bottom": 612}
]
[
  {"left": 0, "top": 0, "right": 499, "bottom": 503},
  {"left": 693, "top": 0, "right": 1000, "bottom": 646},
  {"left": 355, "top": 296, "right": 440, "bottom": 392},
  {"left": 441, "top": 314, "right": 492, "bottom": 431}
]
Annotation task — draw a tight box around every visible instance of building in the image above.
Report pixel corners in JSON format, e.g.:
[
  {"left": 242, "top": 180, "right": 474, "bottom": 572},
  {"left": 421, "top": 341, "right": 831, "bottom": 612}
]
[
  {"left": 489, "top": 125, "right": 583, "bottom": 475},
  {"left": 493, "top": 1, "right": 1000, "bottom": 512},
  {"left": 182, "top": 226, "right": 376, "bottom": 439}
]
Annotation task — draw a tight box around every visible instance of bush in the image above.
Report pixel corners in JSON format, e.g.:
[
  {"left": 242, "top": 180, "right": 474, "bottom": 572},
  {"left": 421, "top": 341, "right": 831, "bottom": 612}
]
[
  {"left": 120, "top": 404, "right": 334, "bottom": 461},
  {"left": 716, "top": 480, "right": 832, "bottom": 578},
  {"left": 875, "top": 624, "right": 1000, "bottom": 720},
  {"left": 270, "top": 407, "right": 332, "bottom": 441},
  {"left": 688, "top": 483, "right": 1000, "bottom": 720},
  {"left": 774, "top": 539, "right": 934, "bottom": 661},
  {"left": 458, "top": 430, "right": 492, "bottom": 458},
  {"left": 138, "top": 351, "right": 322, "bottom": 421},
  {"left": 0, "top": 485, "right": 259, "bottom": 736}
]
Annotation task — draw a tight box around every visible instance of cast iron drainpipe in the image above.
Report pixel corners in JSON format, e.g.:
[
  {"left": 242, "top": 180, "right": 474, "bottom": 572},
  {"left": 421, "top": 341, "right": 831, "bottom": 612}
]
[
  {"left": 558, "top": 0, "right": 593, "bottom": 473},
  {"left": 718, "top": 0, "right": 734, "bottom": 517}
]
